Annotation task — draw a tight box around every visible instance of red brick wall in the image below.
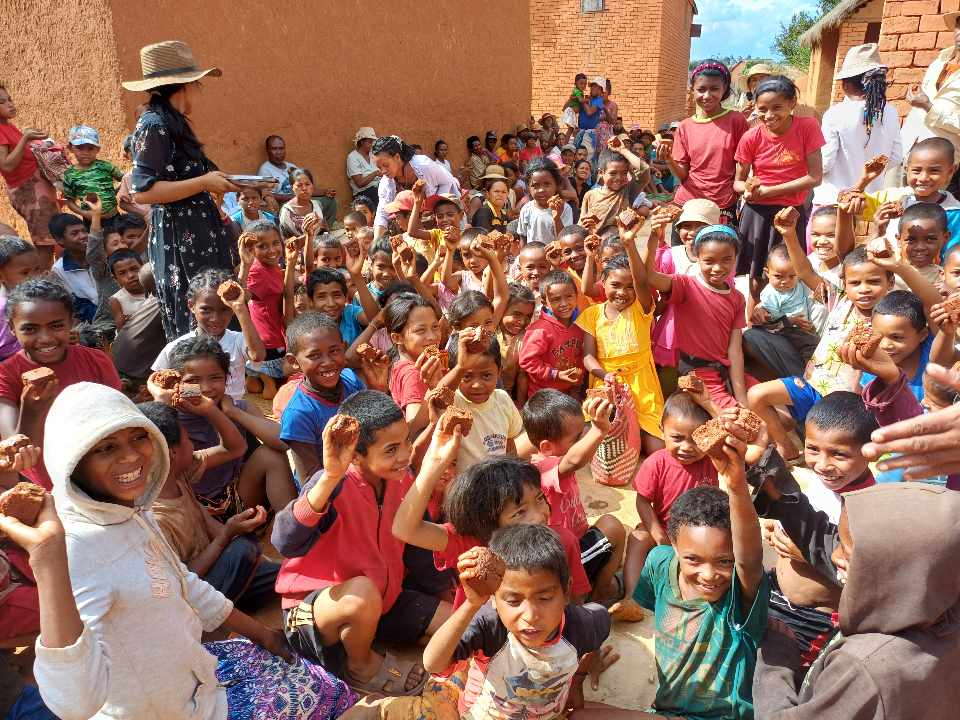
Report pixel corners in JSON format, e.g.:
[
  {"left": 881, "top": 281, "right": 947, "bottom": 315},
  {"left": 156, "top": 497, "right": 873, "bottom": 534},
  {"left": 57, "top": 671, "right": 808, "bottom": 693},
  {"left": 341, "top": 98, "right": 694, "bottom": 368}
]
[
  {"left": 530, "top": 0, "right": 696, "bottom": 131},
  {"left": 879, "top": 0, "right": 959, "bottom": 118}
]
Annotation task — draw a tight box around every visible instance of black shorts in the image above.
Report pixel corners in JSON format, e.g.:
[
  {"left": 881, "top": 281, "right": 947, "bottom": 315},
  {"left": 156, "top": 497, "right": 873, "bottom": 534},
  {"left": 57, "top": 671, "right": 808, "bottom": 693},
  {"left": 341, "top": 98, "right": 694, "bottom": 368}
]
[
  {"left": 579, "top": 526, "right": 614, "bottom": 583},
  {"left": 767, "top": 570, "right": 839, "bottom": 666},
  {"left": 283, "top": 587, "right": 441, "bottom": 672}
]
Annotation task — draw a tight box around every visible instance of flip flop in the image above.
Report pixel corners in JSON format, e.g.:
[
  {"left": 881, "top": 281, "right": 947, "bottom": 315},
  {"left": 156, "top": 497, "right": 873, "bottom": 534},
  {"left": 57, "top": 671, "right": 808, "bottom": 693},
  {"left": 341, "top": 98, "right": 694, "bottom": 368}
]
[{"left": 346, "top": 651, "right": 428, "bottom": 697}]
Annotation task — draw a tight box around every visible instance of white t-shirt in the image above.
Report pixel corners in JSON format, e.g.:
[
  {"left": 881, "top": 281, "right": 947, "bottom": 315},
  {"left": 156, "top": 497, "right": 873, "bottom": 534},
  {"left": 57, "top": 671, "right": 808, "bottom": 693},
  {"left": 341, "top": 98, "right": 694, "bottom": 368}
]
[
  {"left": 258, "top": 160, "right": 298, "bottom": 186},
  {"left": 52, "top": 257, "right": 98, "bottom": 304},
  {"left": 453, "top": 388, "right": 523, "bottom": 472},
  {"left": 346, "top": 149, "right": 378, "bottom": 194},
  {"left": 152, "top": 328, "right": 250, "bottom": 402},
  {"left": 375, "top": 154, "right": 461, "bottom": 229},
  {"left": 516, "top": 201, "right": 574, "bottom": 245}
]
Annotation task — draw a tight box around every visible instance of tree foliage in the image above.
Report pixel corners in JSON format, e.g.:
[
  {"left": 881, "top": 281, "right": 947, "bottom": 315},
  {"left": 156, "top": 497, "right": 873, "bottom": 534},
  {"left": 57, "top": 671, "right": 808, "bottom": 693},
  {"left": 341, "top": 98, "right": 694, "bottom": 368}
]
[{"left": 774, "top": 0, "right": 843, "bottom": 69}]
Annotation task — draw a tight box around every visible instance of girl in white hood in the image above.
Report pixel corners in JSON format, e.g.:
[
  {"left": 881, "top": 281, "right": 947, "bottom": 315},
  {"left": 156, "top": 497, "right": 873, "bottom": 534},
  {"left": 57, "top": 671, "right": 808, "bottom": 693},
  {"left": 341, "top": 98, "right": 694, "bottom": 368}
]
[{"left": 0, "top": 383, "right": 355, "bottom": 720}]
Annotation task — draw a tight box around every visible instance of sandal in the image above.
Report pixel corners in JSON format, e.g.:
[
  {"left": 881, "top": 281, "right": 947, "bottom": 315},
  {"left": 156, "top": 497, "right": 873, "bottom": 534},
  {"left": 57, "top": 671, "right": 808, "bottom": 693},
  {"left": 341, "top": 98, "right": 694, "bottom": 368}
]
[{"left": 346, "top": 651, "right": 428, "bottom": 697}]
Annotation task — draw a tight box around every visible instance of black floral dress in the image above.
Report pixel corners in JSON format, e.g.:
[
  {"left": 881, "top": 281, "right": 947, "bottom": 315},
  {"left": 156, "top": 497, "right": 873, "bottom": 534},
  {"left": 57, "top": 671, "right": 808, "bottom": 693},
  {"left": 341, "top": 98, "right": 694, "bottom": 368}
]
[{"left": 131, "top": 109, "right": 234, "bottom": 340}]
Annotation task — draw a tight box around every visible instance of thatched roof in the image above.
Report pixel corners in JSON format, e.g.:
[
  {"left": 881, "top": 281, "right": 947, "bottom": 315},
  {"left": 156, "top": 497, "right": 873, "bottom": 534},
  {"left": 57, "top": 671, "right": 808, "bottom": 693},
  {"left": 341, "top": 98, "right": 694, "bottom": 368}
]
[{"left": 800, "top": 0, "right": 872, "bottom": 48}]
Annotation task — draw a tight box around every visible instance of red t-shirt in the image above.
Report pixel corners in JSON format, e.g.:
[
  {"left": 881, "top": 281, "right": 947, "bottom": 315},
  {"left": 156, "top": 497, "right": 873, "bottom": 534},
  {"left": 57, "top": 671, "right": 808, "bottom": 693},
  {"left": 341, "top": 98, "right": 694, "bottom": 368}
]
[
  {"left": 673, "top": 112, "right": 749, "bottom": 210},
  {"left": 0, "top": 346, "right": 122, "bottom": 489},
  {"left": 0, "top": 123, "right": 38, "bottom": 189},
  {"left": 734, "top": 115, "right": 826, "bottom": 207},
  {"left": 246, "top": 259, "right": 286, "bottom": 349},
  {"left": 388, "top": 357, "right": 428, "bottom": 410},
  {"left": 535, "top": 455, "right": 589, "bottom": 538},
  {"left": 633, "top": 449, "right": 719, "bottom": 527},
  {"left": 519, "top": 146, "right": 543, "bottom": 168},
  {"left": 435, "top": 522, "right": 591, "bottom": 607},
  {"left": 668, "top": 273, "right": 746, "bottom": 366}
]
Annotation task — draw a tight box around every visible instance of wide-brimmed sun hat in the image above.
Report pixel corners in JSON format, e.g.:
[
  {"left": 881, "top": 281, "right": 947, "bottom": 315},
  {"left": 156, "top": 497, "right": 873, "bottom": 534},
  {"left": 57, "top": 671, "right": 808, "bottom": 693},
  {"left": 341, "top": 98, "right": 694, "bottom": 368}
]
[
  {"left": 480, "top": 165, "right": 508, "bottom": 181},
  {"left": 835, "top": 44, "right": 885, "bottom": 80},
  {"left": 354, "top": 127, "right": 377, "bottom": 143},
  {"left": 122, "top": 40, "right": 221, "bottom": 92}
]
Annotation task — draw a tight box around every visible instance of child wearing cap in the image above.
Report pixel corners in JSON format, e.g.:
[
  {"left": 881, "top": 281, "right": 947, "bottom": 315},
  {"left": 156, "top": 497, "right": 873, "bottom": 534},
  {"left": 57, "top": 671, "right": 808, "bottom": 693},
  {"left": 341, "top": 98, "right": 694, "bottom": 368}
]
[{"left": 62, "top": 125, "right": 124, "bottom": 220}]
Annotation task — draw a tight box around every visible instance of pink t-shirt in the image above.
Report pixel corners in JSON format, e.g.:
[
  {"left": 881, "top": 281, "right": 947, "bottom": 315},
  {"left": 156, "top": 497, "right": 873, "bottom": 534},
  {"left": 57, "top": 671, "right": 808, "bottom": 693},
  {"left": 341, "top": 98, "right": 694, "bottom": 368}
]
[
  {"left": 535, "top": 455, "right": 589, "bottom": 538},
  {"left": 388, "top": 357, "right": 428, "bottom": 410},
  {"left": 246, "top": 259, "right": 286, "bottom": 349},
  {"left": 0, "top": 123, "right": 38, "bottom": 188},
  {"left": 673, "top": 112, "right": 749, "bottom": 209},
  {"left": 633, "top": 449, "right": 719, "bottom": 527},
  {"left": 668, "top": 272, "right": 746, "bottom": 366},
  {"left": 734, "top": 115, "right": 826, "bottom": 207}
]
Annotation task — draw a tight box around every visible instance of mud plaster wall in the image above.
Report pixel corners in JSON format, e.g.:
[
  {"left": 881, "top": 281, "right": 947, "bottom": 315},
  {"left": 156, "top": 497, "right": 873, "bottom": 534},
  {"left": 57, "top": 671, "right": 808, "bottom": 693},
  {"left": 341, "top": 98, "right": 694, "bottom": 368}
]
[
  {"left": 0, "top": 0, "right": 126, "bottom": 234},
  {"left": 109, "top": 0, "right": 532, "bottom": 211}
]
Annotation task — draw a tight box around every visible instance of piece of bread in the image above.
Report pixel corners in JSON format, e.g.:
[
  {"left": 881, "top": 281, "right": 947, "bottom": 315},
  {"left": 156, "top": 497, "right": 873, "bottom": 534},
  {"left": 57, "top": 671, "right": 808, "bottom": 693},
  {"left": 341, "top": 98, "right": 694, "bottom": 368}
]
[
  {"left": 389, "top": 234, "right": 406, "bottom": 251},
  {"left": 865, "top": 155, "right": 888, "bottom": 174},
  {"left": 460, "top": 547, "right": 506, "bottom": 597},
  {"left": 149, "top": 369, "right": 181, "bottom": 390},
  {"left": 0, "top": 434, "right": 31, "bottom": 471},
  {"left": 356, "top": 343, "right": 386, "bottom": 364},
  {"left": 731, "top": 407, "right": 763, "bottom": 444},
  {"left": 427, "top": 385, "right": 455, "bottom": 410},
  {"left": 586, "top": 384, "right": 613, "bottom": 404},
  {"left": 485, "top": 230, "right": 510, "bottom": 251},
  {"left": 423, "top": 344, "right": 450, "bottom": 371},
  {"left": 464, "top": 327, "right": 493, "bottom": 353},
  {"left": 944, "top": 291, "right": 960, "bottom": 324},
  {"left": 0, "top": 481, "right": 44, "bottom": 526},
  {"left": 545, "top": 241, "right": 563, "bottom": 262},
  {"left": 846, "top": 322, "right": 882, "bottom": 356},
  {"left": 439, "top": 406, "right": 473, "bottom": 437},
  {"left": 327, "top": 414, "right": 360, "bottom": 447},
  {"left": 618, "top": 208, "right": 639, "bottom": 228},
  {"left": 217, "top": 280, "right": 244, "bottom": 303},
  {"left": 677, "top": 374, "right": 704, "bottom": 394},
  {"left": 581, "top": 213, "right": 601, "bottom": 228},
  {"left": 584, "top": 234, "right": 601, "bottom": 253},
  {"left": 475, "top": 234, "right": 496, "bottom": 252},
  {"left": 692, "top": 419, "right": 728, "bottom": 459},
  {"left": 654, "top": 203, "right": 683, "bottom": 222},
  {"left": 867, "top": 236, "right": 893, "bottom": 259},
  {"left": 21, "top": 367, "right": 55, "bottom": 388},
  {"left": 172, "top": 383, "right": 203, "bottom": 405}
]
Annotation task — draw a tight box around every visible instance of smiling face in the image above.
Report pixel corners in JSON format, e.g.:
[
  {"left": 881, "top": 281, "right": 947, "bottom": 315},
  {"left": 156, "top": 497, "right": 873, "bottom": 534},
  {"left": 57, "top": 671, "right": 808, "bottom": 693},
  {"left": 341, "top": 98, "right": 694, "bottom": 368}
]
[
  {"left": 370, "top": 251, "right": 398, "bottom": 290},
  {"left": 574, "top": 161, "right": 592, "bottom": 182},
  {"left": 677, "top": 221, "right": 707, "bottom": 251},
  {"left": 179, "top": 355, "right": 227, "bottom": 403},
  {"left": 519, "top": 248, "right": 549, "bottom": 291},
  {"left": 943, "top": 247, "right": 960, "bottom": 294},
  {"left": 695, "top": 240, "right": 736, "bottom": 289},
  {"left": 842, "top": 261, "right": 892, "bottom": 316},
  {"left": 433, "top": 202, "right": 462, "bottom": 231},
  {"left": 692, "top": 74, "right": 726, "bottom": 116},
  {"left": 674, "top": 523, "right": 734, "bottom": 602},
  {"left": 499, "top": 483, "right": 550, "bottom": 527},
  {"left": 0, "top": 250, "right": 41, "bottom": 291},
  {"left": 459, "top": 238, "right": 489, "bottom": 277},
  {"left": 459, "top": 306, "right": 495, "bottom": 335},
  {"left": 10, "top": 299, "right": 72, "bottom": 365},
  {"left": 289, "top": 327, "right": 346, "bottom": 391},
  {"left": 559, "top": 233, "right": 587, "bottom": 273},
  {"left": 810, "top": 214, "right": 839, "bottom": 265},
  {"left": 601, "top": 158, "right": 630, "bottom": 193},
  {"left": 75, "top": 427, "right": 154, "bottom": 507},
  {"left": 905, "top": 147, "right": 954, "bottom": 200},
  {"left": 188, "top": 288, "right": 233, "bottom": 337},
  {"left": 898, "top": 217, "right": 946, "bottom": 269},
  {"left": 529, "top": 170, "right": 558, "bottom": 207},
  {"left": 543, "top": 280, "right": 578, "bottom": 323},
  {"left": 766, "top": 253, "right": 798, "bottom": 292},
  {"left": 803, "top": 423, "right": 868, "bottom": 493},
  {"left": 392, "top": 304, "right": 441, "bottom": 359},
  {"left": 456, "top": 352, "right": 499, "bottom": 405},
  {"left": 501, "top": 300, "right": 535, "bottom": 337},
  {"left": 602, "top": 267, "right": 636, "bottom": 312},
  {"left": 662, "top": 413, "right": 705, "bottom": 465},
  {"left": 355, "top": 418, "right": 411, "bottom": 485},
  {"left": 871, "top": 312, "right": 928, "bottom": 365},
  {"left": 754, "top": 90, "right": 796, "bottom": 135},
  {"left": 493, "top": 567, "right": 567, "bottom": 648},
  {"left": 316, "top": 245, "right": 344, "bottom": 269},
  {"left": 309, "top": 281, "right": 348, "bottom": 320}
]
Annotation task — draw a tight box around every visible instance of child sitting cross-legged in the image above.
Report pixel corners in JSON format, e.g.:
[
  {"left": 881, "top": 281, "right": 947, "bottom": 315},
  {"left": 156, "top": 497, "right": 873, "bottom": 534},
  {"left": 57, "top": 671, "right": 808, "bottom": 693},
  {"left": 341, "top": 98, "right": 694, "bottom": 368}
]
[
  {"left": 273, "top": 391, "right": 452, "bottom": 696},
  {"left": 157, "top": 336, "right": 296, "bottom": 517},
  {"left": 139, "top": 401, "right": 280, "bottom": 611},
  {"left": 630, "top": 410, "right": 769, "bottom": 719},
  {"left": 522, "top": 389, "right": 626, "bottom": 604}
]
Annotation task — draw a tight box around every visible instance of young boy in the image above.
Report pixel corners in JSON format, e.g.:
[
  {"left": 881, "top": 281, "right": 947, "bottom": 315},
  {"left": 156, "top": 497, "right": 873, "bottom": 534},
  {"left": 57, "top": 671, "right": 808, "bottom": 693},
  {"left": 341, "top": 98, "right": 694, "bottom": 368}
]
[
  {"left": 632, "top": 416, "right": 768, "bottom": 719},
  {"left": 273, "top": 390, "right": 451, "bottom": 694},
  {"left": 48, "top": 212, "right": 97, "bottom": 322},
  {"left": 514, "top": 241, "right": 550, "bottom": 297},
  {"left": 863, "top": 290, "right": 934, "bottom": 400},
  {"left": 61, "top": 124, "right": 123, "bottom": 221},
  {"left": 894, "top": 201, "right": 948, "bottom": 290},
  {"left": 0, "top": 235, "right": 41, "bottom": 361},
  {"left": 307, "top": 268, "right": 370, "bottom": 347},
  {"left": 523, "top": 390, "right": 625, "bottom": 604},
  {"left": 753, "top": 243, "right": 820, "bottom": 365},
  {"left": 107, "top": 249, "right": 166, "bottom": 384},
  {"left": 229, "top": 186, "right": 277, "bottom": 230},
  {"left": 139, "top": 400, "right": 279, "bottom": 609},
  {"left": 519, "top": 270, "right": 585, "bottom": 399},
  {"left": 579, "top": 152, "right": 646, "bottom": 234},
  {"left": 279, "top": 312, "right": 366, "bottom": 481},
  {"left": 422, "top": 524, "right": 611, "bottom": 719}
]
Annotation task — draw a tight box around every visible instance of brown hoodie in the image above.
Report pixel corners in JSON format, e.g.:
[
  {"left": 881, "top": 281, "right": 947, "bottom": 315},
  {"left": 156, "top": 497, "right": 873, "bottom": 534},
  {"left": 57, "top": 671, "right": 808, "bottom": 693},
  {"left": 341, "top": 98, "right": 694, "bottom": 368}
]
[{"left": 754, "top": 483, "right": 960, "bottom": 719}]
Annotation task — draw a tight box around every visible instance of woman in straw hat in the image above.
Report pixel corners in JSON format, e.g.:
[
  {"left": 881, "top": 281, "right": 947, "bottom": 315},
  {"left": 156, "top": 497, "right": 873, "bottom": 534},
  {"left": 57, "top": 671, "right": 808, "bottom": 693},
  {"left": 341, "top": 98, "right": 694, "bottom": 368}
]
[
  {"left": 813, "top": 43, "right": 902, "bottom": 209},
  {"left": 123, "top": 41, "right": 243, "bottom": 340},
  {"left": 471, "top": 165, "right": 511, "bottom": 232}
]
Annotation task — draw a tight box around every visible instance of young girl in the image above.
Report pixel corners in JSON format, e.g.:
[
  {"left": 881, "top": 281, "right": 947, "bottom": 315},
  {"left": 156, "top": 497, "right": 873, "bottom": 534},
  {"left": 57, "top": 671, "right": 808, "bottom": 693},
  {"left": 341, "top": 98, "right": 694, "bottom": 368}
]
[
  {"left": 239, "top": 222, "right": 298, "bottom": 399},
  {"left": 163, "top": 336, "right": 296, "bottom": 516},
  {"left": 152, "top": 269, "right": 266, "bottom": 404},
  {"left": 578, "top": 225, "right": 665, "bottom": 458},
  {"left": 642, "top": 224, "right": 750, "bottom": 410},
  {"left": 666, "top": 60, "right": 749, "bottom": 221},
  {"left": 386, "top": 293, "right": 444, "bottom": 438},
  {"left": 516, "top": 157, "right": 573, "bottom": 245},
  {"left": 498, "top": 282, "right": 536, "bottom": 402},
  {"left": 279, "top": 167, "right": 328, "bottom": 240},
  {"left": 5, "top": 383, "right": 354, "bottom": 720},
  {"left": 0, "top": 277, "right": 121, "bottom": 490},
  {"left": 442, "top": 228, "right": 489, "bottom": 296},
  {"left": 734, "top": 75, "right": 825, "bottom": 297}
]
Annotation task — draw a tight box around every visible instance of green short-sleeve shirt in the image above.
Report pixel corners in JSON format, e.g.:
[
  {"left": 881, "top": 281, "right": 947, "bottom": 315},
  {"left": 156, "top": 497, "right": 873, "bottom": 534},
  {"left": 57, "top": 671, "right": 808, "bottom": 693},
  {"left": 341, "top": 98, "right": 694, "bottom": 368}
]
[
  {"left": 63, "top": 160, "right": 124, "bottom": 214},
  {"left": 634, "top": 544, "right": 770, "bottom": 720}
]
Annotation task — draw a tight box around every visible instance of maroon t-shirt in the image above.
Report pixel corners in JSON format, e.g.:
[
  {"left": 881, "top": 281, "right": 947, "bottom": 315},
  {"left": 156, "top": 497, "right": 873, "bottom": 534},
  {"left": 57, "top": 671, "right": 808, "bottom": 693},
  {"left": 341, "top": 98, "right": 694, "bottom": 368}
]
[
  {"left": 668, "top": 273, "right": 746, "bottom": 366},
  {"left": 673, "top": 111, "right": 749, "bottom": 209},
  {"left": 633, "top": 449, "right": 719, "bottom": 527}
]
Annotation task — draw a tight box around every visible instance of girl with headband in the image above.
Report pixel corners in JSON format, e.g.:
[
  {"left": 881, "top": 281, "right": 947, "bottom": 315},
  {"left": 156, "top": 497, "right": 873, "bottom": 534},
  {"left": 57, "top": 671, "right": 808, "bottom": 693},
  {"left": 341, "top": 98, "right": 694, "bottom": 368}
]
[{"left": 660, "top": 59, "right": 749, "bottom": 224}]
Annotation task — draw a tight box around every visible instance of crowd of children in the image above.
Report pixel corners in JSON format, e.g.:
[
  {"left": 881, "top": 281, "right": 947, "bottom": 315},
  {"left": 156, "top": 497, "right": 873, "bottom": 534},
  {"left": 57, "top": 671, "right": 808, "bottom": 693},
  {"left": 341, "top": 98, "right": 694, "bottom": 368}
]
[{"left": 1, "top": 46, "right": 960, "bottom": 720}]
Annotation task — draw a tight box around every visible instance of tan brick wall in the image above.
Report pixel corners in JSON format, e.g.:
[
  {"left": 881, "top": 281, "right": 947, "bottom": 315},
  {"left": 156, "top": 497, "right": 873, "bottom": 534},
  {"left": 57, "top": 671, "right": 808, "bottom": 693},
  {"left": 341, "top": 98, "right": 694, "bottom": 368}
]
[
  {"left": 530, "top": 0, "right": 695, "bottom": 131},
  {"left": 879, "top": 0, "right": 958, "bottom": 118}
]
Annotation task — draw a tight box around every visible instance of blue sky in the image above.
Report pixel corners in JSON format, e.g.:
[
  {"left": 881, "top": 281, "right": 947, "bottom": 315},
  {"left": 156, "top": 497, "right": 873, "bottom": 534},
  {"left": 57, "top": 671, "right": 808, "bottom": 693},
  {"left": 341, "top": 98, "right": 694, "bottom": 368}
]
[{"left": 691, "top": 0, "right": 822, "bottom": 61}]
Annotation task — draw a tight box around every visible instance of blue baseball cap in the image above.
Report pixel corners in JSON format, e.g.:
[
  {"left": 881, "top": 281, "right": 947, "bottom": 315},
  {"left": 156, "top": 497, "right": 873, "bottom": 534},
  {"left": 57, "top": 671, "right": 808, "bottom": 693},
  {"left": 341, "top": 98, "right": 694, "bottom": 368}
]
[{"left": 68, "top": 125, "right": 101, "bottom": 147}]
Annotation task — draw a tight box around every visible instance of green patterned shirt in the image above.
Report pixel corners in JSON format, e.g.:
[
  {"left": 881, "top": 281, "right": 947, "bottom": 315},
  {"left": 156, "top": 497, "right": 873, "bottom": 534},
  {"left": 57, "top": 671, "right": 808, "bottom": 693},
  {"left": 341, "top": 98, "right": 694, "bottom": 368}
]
[{"left": 63, "top": 160, "right": 124, "bottom": 215}]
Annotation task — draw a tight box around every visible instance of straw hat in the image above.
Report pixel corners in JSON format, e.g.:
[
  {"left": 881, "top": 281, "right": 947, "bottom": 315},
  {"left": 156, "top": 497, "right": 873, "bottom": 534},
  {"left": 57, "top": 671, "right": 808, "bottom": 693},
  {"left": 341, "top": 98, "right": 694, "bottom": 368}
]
[
  {"left": 480, "top": 165, "right": 508, "bottom": 182},
  {"left": 941, "top": 12, "right": 960, "bottom": 30},
  {"left": 835, "top": 44, "right": 885, "bottom": 80},
  {"left": 354, "top": 127, "right": 377, "bottom": 143},
  {"left": 122, "top": 40, "right": 221, "bottom": 92},
  {"left": 676, "top": 199, "right": 722, "bottom": 227}
]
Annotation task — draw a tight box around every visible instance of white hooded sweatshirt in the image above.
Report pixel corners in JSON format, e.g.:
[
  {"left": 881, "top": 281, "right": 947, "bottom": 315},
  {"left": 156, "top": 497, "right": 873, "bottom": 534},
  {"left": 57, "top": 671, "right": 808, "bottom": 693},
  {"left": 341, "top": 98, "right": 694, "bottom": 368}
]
[{"left": 34, "top": 383, "right": 234, "bottom": 720}]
